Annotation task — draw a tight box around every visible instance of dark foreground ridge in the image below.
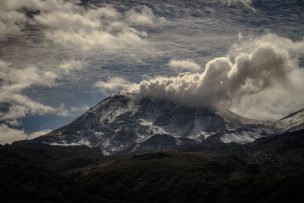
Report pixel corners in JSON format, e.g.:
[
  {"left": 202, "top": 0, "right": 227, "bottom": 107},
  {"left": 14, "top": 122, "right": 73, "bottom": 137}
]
[
  {"left": 73, "top": 151, "right": 304, "bottom": 203},
  {"left": 1, "top": 129, "right": 304, "bottom": 203},
  {"left": 0, "top": 145, "right": 105, "bottom": 203}
]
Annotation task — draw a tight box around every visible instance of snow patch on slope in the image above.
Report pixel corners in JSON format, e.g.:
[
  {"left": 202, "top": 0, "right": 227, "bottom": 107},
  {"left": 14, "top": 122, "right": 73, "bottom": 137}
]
[
  {"left": 49, "top": 139, "right": 92, "bottom": 147},
  {"left": 221, "top": 132, "right": 262, "bottom": 144},
  {"left": 274, "top": 109, "right": 304, "bottom": 132}
]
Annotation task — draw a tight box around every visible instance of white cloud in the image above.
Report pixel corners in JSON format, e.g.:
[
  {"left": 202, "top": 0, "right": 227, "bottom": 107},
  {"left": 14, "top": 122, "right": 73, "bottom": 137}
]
[
  {"left": 0, "top": 10, "right": 27, "bottom": 39},
  {"left": 0, "top": 0, "right": 79, "bottom": 12},
  {"left": 126, "top": 6, "right": 166, "bottom": 26},
  {"left": 0, "top": 60, "right": 60, "bottom": 122},
  {"left": 0, "top": 0, "right": 162, "bottom": 53},
  {"left": 168, "top": 59, "right": 201, "bottom": 72},
  {"left": 0, "top": 124, "right": 51, "bottom": 144},
  {"left": 94, "top": 77, "right": 138, "bottom": 94},
  {"left": 219, "top": 0, "right": 256, "bottom": 11},
  {"left": 58, "top": 60, "right": 85, "bottom": 74},
  {"left": 0, "top": 59, "right": 88, "bottom": 143},
  {"left": 138, "top": 34, "right": 304, "bottom": 121},
  {"left": 0, "top": 0, "right": 80, "bottom": 39},
  {"left": 0, "top": 59, "right": 88, "bottom": 120},
  {"left": 69, "top": 105, "right": 90, "bottom": 114},
  {"left": 33, "top": 3, "right": 154, "bottom": 52}
]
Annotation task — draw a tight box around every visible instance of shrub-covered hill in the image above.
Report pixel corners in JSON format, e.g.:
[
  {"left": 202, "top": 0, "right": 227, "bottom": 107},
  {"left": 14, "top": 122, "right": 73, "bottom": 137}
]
[
  {"left": 76, "top": 151, "right": 304, "bottom": 203},
  {"left": 0, "top": 146, "right": 108, "bottom": 203}
]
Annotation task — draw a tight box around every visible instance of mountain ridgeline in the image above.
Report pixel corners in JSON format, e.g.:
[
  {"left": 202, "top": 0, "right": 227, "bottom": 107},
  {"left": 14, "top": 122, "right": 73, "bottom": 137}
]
[
  {"left": 31, "top": 93, "right": 304, "bottom": 155},
  {"left": 2, "top": 93, "right": 304, "bottom": 202},
  {"left": 30, "top": 93, "right": 283, "bottom": 155}
]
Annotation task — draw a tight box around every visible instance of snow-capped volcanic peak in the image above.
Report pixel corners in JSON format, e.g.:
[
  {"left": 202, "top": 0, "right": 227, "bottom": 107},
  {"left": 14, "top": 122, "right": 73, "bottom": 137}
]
[{"left": 35, "top": 93, "right": 274, "bottom": 155}]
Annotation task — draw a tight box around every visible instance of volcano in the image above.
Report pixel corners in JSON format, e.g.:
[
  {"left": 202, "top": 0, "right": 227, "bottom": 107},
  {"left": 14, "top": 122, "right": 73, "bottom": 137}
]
[{"left": 32, "top": 93, "right": 280, "bottom": 155}]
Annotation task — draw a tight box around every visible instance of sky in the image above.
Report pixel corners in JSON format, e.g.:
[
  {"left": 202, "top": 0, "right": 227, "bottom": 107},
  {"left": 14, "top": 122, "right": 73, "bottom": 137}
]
[{"left": 0, "top": 0, "right": 304, "bottom": 144}]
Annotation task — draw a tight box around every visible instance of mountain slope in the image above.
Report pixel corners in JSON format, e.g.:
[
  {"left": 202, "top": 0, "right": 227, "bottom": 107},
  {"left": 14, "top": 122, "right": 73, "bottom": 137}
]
[
  {"left": 34, "top": 93, "right": 275, "bottom": 155},
  {"left": 274, "top": 109, "right": 304, "bottom": 132},
  {"left": 6, "top": 142, "right": 104, "bottom": 172},
  {"left": 2, "top": 144, "right": 304, "bottom": 203},
  {"left": 76, "top": 151, "right": 304, "bottom": 203},
  {"left": 0, "top": 146, "right": 105, "bottom": 203},
  {"left": 247, "top": 129, "right": 304, "bottom": 175}
]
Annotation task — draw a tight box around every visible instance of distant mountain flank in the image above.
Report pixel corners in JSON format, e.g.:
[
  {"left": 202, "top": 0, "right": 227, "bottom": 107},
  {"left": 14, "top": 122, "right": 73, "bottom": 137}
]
[
  {"left": 274, "top": 109, "right": 304, "bottom": 132},
  {"left": 27, "top": 92, "right": 304, "bottom": 155}
]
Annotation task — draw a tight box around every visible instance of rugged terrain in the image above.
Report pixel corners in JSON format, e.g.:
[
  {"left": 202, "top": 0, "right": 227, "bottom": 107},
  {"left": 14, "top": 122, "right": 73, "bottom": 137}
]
[
  {"left": 1, "top": 93, "right": 304, "bottom": 202},
  {"left": 1, "top": 144, "right": 304, "bottom": 203},
  {"left": 33, "top": 93, "right": 282, "bottom": 155}
]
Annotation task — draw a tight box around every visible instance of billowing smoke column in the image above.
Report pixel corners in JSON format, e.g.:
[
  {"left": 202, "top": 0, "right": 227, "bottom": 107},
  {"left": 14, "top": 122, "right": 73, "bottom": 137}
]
[{"left": 138, "top": 34, "right": 304, "bottom": 120}]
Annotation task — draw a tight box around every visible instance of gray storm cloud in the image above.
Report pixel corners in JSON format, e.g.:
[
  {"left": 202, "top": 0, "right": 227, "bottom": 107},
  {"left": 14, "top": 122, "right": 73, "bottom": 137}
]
[
  {"left": 0, "top": 0, "right": 163, "bottom": 52},
  {"left": 138, "top": 34, "right": 304, "bottom": 120}
]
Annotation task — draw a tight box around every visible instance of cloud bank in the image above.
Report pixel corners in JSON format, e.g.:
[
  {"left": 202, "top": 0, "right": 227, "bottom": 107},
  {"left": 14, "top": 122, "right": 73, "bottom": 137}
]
[
  {"left": 34, "top": 5, "right": 148, "bottom": 51},
  {"left": 126, "top": 6, "right": 166, "bottom": 26},
  {"left": 0, "top": 0, "right": 78, "bottom": 39},
  {"left": 138, "top": 34, "right": 304, "bottom": 120},
  {"left": 168, "top": 59, "right": 201, "bottom": 72},
  {"left": 0, "top": 124, "right": 51, "bottom": 144},
  {"left": 219, "top": 0, "right": 255, "bottom": 11},
  {"left": 94, "top": 77, "right": 137, "bottom": 94},
  {"left": 0, "top": 0, "right": 163, "bottom": 53},
  {"left": 0, "top": 59, "right": 88, "bottom": 144}
]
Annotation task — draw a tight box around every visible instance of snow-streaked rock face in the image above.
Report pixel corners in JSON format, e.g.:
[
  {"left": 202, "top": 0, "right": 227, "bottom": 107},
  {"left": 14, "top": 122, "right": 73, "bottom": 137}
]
[
  {"left": 35, "top": 93, "right": 275, "bottom": 155},
  {"left": 274, "top": 109, "right": 304, "bottom": 132},
  {"left": 220, "top": 132, "right": 262, "bottom": 144}
]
